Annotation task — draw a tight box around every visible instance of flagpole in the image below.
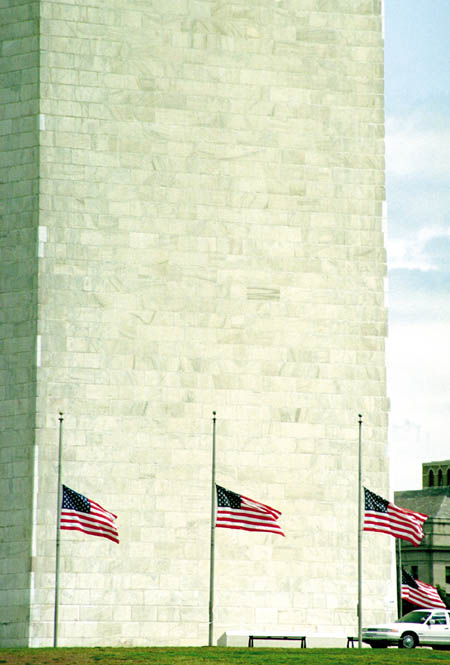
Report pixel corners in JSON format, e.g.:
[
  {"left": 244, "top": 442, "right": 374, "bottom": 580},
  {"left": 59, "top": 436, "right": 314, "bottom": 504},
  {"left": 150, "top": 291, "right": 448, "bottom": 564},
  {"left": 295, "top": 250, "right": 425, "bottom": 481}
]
[
  {"left": 397, "top": 539, "right": 402, "bottom": 618},
  {"left": 208, "top": 411, "right": 217, "bottom": 646},
  {"left": 53, "top": 412, "right": 64, "bottom": 648},
  {"left": 357, "top": 413, "right": 363, "bottom": 648}
]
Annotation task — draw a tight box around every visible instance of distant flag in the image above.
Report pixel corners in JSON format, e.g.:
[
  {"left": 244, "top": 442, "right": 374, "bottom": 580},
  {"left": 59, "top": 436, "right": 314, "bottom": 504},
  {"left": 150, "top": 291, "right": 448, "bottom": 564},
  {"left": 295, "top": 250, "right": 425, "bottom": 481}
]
[
  {"left": 363, "top": 487, "right": 427, "bottom": 546},
  {"left": 401, "top": 568, "right": 446, "bottom": 609},
  {"left": 216, "top": 485, "right": 285, "bottom": 536},
  {"left": 60, "top": 485, "right": 119, "bottom": 544}
]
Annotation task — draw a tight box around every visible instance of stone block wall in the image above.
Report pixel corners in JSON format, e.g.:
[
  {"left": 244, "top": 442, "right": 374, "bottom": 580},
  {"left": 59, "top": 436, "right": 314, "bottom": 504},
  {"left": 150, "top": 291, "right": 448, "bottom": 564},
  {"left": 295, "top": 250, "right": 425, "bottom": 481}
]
[
  {"left": 0, "top": 0, "right": 40, "bottom": 646},
  {"left": 2, "top": 0, "right": 392, "bottom": 646}
]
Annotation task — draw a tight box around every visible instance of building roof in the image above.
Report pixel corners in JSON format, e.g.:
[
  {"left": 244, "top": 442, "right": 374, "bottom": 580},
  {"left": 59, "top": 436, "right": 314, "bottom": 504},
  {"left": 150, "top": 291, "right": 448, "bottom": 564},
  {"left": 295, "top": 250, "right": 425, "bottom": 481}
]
[{"left": 395, "top": 487, "right": 450, "bottom": 519}]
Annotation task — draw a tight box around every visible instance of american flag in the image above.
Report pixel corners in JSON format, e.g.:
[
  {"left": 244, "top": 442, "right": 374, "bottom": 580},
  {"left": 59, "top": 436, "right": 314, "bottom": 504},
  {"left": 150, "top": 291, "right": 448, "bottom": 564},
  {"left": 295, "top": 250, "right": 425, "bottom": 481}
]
[
  {"left": 401, "top": 568, "right": 446, "bottom": 609},
  {"left": 60, "top": 485, "right": 119, "bottom": 544},
  {"left": 363, "top": 487, "right": 427, "bottom": 546},
  {"left": 216, "top": 485, "right": 284, "bottom": 536}
]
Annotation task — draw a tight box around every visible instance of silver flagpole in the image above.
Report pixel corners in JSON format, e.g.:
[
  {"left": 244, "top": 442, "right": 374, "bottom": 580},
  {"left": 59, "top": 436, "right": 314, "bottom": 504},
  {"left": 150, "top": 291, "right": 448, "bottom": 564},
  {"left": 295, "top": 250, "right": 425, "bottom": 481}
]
[
  {"left": 357, "top": 414, "right": 363, "bottom": 648},
  {"left": 208, "top": 411, "right": 217, "bottom": 646},
  {"left": 53, "top": 412, "right": 64, "bottom": 648},
  {"left": 397, "top": 539, "right": 402, "bottom": 618}
]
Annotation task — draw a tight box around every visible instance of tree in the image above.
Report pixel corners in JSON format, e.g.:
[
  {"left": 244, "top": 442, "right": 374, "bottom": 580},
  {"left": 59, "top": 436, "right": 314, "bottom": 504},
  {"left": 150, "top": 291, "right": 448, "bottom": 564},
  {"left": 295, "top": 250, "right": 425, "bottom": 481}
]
[{"left": 436, "top": 585, "right": 450, "bottom": 609}]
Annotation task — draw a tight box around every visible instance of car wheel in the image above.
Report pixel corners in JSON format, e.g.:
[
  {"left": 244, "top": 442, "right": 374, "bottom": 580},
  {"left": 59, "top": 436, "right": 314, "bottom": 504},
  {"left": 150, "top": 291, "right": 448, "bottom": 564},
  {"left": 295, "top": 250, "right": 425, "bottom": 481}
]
[{"left": 399, "top": 632, "right": 417, "bottom": 649}]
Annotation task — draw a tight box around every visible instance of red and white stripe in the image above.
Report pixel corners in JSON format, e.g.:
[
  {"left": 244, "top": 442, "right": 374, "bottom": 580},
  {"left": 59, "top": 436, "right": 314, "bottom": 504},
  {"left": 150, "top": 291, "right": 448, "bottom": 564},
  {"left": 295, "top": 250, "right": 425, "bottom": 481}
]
[
  {"left": 364, "top": 502, "right": 427, "bottom": 546},
  {"left": 402, "top": 579, "right": 446, "bottom": 609},
  {"left": 216, "top": 494, "right": 285, "bottom": 536},
  {"left": 61, "top": 499, "right": 119, "bottom": 544}
]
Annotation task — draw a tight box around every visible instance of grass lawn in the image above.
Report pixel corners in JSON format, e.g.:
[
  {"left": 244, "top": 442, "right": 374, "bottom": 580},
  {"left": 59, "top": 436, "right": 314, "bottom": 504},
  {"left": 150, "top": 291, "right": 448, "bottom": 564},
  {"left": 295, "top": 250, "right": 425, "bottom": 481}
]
[{"left": 0, "top": 647, "right": 449, "bottom": 665}]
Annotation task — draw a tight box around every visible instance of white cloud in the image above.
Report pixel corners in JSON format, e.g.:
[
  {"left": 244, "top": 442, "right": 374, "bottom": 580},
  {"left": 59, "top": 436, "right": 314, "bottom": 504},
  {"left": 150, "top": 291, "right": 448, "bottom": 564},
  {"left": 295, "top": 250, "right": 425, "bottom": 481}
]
[
  {"left": 386, "top": 115, "right": 450, "bottom": 179},
  {"left": 388, "top": 225, "right": 450, "bottom": 271},
  {"left": 388, "top": 322, "right": 450, "bottom": 490}
]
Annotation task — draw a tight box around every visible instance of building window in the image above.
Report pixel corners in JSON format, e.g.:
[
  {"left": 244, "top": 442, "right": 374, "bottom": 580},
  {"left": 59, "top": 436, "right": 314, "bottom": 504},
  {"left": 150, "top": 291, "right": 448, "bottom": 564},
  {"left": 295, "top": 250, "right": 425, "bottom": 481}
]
[
  {"left": 447, "top": 468, "right": 450, "bottom": 486},
  {"left": 411, "top": 566, "right": 419, "bottom": 580},
  {"left": 438, "top": 469, "right": 443, "bottom": 486},
  {"left": 446, "top": 567, "right": 450, "bottom": 584},
  {"left": 429, "top": 470, "right": 434, "bottom": 487}
]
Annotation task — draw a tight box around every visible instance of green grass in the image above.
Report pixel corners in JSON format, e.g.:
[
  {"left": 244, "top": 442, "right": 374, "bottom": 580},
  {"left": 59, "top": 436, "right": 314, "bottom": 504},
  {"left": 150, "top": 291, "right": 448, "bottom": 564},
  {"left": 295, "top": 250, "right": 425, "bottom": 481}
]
[{"left": 0, "top": 647, "right": 449, "bottom": 665}]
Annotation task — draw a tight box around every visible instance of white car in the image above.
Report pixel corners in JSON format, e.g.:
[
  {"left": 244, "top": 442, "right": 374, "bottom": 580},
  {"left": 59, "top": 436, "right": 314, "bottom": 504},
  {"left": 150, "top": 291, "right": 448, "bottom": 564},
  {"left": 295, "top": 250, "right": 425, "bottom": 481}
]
[{"left": 362, "top": 608, "right": 450, "bottom": 649}]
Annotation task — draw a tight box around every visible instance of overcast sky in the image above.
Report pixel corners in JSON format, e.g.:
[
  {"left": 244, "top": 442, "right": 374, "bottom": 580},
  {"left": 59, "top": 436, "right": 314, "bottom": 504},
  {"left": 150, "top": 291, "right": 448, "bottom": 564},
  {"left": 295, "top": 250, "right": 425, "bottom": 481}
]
[{"left": 384, "top": 1, "right": 450, "bottom": 491}]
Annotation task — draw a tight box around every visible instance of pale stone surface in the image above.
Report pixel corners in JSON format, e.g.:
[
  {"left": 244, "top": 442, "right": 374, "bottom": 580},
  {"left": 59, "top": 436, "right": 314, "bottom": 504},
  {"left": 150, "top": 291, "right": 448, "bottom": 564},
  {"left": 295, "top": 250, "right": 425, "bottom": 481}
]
[
  {"left": 0, "top": 0, "right": 40, "bottom": 646},
  {"left": 1, "top": 0, "right": 392, "bottom": 648}
]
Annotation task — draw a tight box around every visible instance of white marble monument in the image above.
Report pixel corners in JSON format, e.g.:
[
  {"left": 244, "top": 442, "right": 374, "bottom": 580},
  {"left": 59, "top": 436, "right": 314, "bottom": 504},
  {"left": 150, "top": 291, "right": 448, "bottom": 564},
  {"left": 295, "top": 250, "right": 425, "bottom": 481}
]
[{"left": 0, "top": 0, "right": 393, "bottom": 647}]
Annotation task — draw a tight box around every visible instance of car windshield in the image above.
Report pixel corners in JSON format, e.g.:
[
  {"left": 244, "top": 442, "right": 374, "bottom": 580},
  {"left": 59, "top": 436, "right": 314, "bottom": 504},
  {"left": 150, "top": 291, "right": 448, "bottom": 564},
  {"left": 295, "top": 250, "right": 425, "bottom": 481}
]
[{"left": 396, "top": 610, "right": 431, "bottom": 624}]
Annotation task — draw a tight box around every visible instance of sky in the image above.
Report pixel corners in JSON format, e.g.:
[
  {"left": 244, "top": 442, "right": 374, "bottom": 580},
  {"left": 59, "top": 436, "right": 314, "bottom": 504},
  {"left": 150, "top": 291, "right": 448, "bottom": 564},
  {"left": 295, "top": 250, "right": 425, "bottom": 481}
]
[{"left": 384, "top": 1, "right": 450, "bottom": 491}]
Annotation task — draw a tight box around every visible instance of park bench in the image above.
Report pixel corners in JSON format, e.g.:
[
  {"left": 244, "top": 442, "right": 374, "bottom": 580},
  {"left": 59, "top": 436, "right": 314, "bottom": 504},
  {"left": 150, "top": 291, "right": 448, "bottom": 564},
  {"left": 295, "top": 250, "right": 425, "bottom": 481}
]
[{"left": 248, "top": 635, "right": 306, "bottom": 648}]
